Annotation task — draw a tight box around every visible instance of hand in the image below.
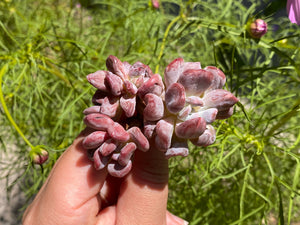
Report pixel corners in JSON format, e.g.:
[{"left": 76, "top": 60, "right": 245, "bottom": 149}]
[{"left": 22, "top": 128, "right": 188, "bottom": 225}]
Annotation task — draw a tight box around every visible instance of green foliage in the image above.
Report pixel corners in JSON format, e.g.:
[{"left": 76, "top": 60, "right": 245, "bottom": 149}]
[{"left": 0, "top": 0, "right": 299, "bottom": 224}]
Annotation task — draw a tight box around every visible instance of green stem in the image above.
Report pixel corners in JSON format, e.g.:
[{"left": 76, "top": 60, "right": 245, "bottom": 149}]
[
  {"left": 155, "top": 15, "right": 181, "bottom": 74},
  {"left": 0, "top": 64, "right": 34, "bottom": 149}
]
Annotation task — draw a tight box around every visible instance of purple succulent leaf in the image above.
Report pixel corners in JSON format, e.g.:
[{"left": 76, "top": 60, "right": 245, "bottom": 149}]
[
  {"left": 165, "top": 82, "right": 186, "bottom": 114},
  {"left": 190, "top": 125, "right": 216, "bottom": 147},
  {"left": 82, "top": 131, "right": 109, "bottom": 149},
  {"left": 86, "top": 70, "right": 108, "bottom": 91},
  {"left": 129, "top": 61, "right": 153, "bottom": 78},
  {"left": 165, "top": 140, "right": 189, "bottom": 159},
  {"left": 84, "top": 113, "right": 114, "bottom": 130},
  {"left": 120, "top": 95, "right": 136, "bottom": 118},
  {"left": 164, "top": 58, "right": 184, "bottom": 88},
  {"left": 105, "top": 71, "right": 124, "bottom": 96},
  {"left": 155, "top": 117, "right": 175, "bottom": 151},
  {"left": 93, "top": 149, "right": 110, "bottom": 170},
  {"left": 107, "top": 160, "right": 132, "bottom": 177},
  {"left": 175, "top": 117, "right": 206, "bottom": 139},
  {"left": 182, "top": 61, "right": 201, "bottom": 71},
  {"left": 137, "top": 74, "right": 164, "bottom": 99},
  {"left": 187, "top": 108, "right": 218, "bottom": 124},
  {"left": 185, "top": 96, "right": 204, "bottom": 106},
  {"left": 107, "top": 122, "right": 130, "bottom": 142},
  {"left": 216, "top": 107, "right": 234, "bottom": 120},
  {"left": 106, "top": 55, "right": 127, "bottom": 80},
  {"left": 143, "top": 120, "right": 157, "bottom": 139},
  {"left": 177, "top": 105, "right": 192, "bottom": 121},
  {"left": 99, "top": 138, "right": 118, "bottom": 156},
  {"left": 178, "top": 69, "right": 214, "bottom": 96},
  {"left": 143, "top": 93, "right": 164, "bottom": 121},
  {"left": 118, "top": 142, "right": 137, "bottom": 166},
  {"left": 83, "top": 105, "right": 101, "bottom": 115},
  {"left": 202, "top": 89, "right": 239, "bottom": 111},
  {"left": 204, "top": 66, "right": 226, "bottom": 90},
  {"left": 124, "top": 80, "right": 138, "bottom": 95},
  {"left": 99, "top": 96, "right": 120, "bottom": 118},
  {"left": 127, "top": 126, "right": 150, "bottom": 152}
]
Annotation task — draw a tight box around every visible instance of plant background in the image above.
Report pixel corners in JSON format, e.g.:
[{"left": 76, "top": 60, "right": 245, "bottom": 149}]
[{"left": 0, "top": 0, "right": 299, "bottom": 224}]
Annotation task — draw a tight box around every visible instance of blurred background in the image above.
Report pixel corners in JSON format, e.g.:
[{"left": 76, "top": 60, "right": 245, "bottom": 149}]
[{"left": 0, "top": 0, "right": 299, "bottom": 224}]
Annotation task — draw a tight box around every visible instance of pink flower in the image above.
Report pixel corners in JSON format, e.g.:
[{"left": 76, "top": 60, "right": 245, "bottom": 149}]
[
  {"left": 247, "top": 19, "right": 268, "bottom": 39},
  {"left": 151, "top": 0, "right": 159, "bottom": 9},
  {"left": 287, "top": 0, "right": 300, "bottom": 25}
]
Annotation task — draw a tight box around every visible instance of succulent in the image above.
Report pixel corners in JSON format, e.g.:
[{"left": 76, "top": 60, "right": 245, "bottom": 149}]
[{"left": 83, "top": 55, "right": 238, "bottom": 177}]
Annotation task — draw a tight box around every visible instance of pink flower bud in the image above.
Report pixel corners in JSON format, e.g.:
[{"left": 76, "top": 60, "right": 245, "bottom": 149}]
[
  {"left": 31, "top": 149, "right": 49, "bottom": 165},
  {"left": 247, "top": 19, "right": 268, "bottom": 39},
  {"left": 287, "top": 0, "right": 300, "bottom": 25},
  {"left": 151, "top": 0, "right": 160, "bottom": 9}
]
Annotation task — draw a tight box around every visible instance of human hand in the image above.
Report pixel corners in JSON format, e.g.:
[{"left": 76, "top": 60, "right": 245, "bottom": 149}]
[{"left": 22, "top": 128, "right": 188, "bottom": 225}]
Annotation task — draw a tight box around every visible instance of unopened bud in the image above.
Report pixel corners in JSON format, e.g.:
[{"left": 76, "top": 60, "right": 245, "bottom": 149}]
[
  {"left": 31, "top": 149, "right": 49, "bottom": 165},
  {"left": 247, "top": 19, "right": 267, "bottom": 39}
]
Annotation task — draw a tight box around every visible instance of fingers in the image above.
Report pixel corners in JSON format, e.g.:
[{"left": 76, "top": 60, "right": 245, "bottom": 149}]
[
  {"left": 23, "top": 129, "right": 108, "bottom": 225},
  {"left": 115, "top": 143, "right": 169, "bottom": 225},
  {"left": 166, "top": 211, "right": 189, "bottom": 225}
]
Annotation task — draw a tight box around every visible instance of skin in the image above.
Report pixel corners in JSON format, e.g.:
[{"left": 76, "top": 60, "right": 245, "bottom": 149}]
[{"left": 22, "top": 128, "right": 188, "bottom": 225}]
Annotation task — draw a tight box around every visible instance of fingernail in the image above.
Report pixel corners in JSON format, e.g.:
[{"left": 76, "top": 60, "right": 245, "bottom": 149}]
[{"left": 170, "top": 213, "right": 189, "bottom": 225}]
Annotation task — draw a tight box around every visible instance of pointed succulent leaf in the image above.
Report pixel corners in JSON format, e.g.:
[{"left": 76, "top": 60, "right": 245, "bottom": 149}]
[
  {"left": 203, "top": 89, "right": 239, "bottom": 111},
  {"left": 106, "top": 55, "right": 127, "bottom": 80},
  {"left": 137, "top": 74, "right": 164, "bottom": 99},
  {"left": 165, "top": 140, "right": 189, "bottom": 159},
  {"left": 164, "top": 58, "right": 184, "bottom": 88},
  {"left": 182, "top": 61, "right": 201, "bottom": 71},
  {"left": 143, "top": 120, "right": 157, "bottom": 139},
  {"left": 118, "top": 142, "right": 137, "bottom": 166},
  {"left": 107, "top": 160, "right": 132, "bottom": 177},
  {"left": 127, "top": 127, "right": 150, "bottom": 152},
  {"left": 143, "top": 93, "right": 164, "bottom": 121},
  {"left": 86, "top": 70, "right": 108, "bottom": 91},
  {"left": 105, "top": 72, "right": 124, "bottom": 96},
  {"left": 204, "top": 66, "right": 226, "bottom": 90},
  {"left": 93, "top": 149, "right": 110, "bottom": 170},
  {"left": 107, "top": 122, "right": 130, "bottom": 142},
  {"left": 124, "top": 80, "right": 138, "bottom": 95},
  {"left": 99, "top": 138, "right": 118, "bottom": 156},
  {"left": 120, "top": 95, "right": 136, "bottom": 118},
  {"left": 155, "top": 117, "right": 175, "bottom": 150},
  {"left": 177, "top": 105, "right": 192, "bottom": 120},
  {"left": 82, "top": 131, "right": 109, "bottom": 149},
  {"left": 190, "top": 125, "right": 216, "bottom": 147},
  {"left": 185, "top": 96, "right": 204, "bottom": 106},
  {"left": 165, "top": 83, "right": 186, "bottom": 114},
  {"left": 84, "top": 113, "right": 114, "bottom": 130},
  {"left": 175, "top": 117, "right": 206, "bottom": 139},
  {"left": 187, "top": 108, "right": 218, "bottom": 124},
  {"left": 129, "top": 61, "right": 153, "bottom": 78},
  {"left": 178, "top": 69, "right": 214, "bottom": 95},
  {"left": 83, "top": 105, "right": 101, "bottom": 115},
  {"left": 100, "top": 96, "right": 120, "bottom": 118}
]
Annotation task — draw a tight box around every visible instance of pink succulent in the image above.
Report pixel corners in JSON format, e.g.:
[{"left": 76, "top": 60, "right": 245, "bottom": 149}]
[{"left": 287, "top": 0, "right": 300, "bottom": 25}]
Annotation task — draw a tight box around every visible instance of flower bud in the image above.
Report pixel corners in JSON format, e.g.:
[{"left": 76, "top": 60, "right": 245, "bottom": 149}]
[
  {"left": 247, "top": 19, "right": 268, "bottom": 39},
  {"left": 31, "top": 149, "right": 49, "bottom": 165}
]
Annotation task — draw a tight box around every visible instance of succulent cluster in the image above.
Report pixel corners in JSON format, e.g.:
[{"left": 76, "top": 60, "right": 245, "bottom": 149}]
[{"left": 83, "top": 55, "right": 238, "bottom": 177}]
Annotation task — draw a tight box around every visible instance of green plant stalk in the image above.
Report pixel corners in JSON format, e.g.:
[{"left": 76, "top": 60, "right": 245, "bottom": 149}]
[
  {"left": 155, "top": 15, "right": 181, "bottom": 74},
  {"left": 0, "top": 64, "right": 34, "bottom": 149}
]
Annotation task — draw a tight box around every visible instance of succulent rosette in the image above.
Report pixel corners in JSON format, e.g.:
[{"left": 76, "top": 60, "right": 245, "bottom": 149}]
[{"left": 82, "top": 55, "right": 238, "bottom": 177}]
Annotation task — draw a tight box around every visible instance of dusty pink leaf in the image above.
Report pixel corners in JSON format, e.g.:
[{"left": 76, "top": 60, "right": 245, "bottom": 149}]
[
  {"left": 164, "top": 58, "right": 184, "bottom": 88},
  {"left": 120, "top": 95, "right": 136, "bottom": 118},
  {"left": 143, "top": 93, "right": 164, "bottom": 121},
  {"left": 185, "top": 96, "right": 204, "bottom": 106},
  {"left": 204, "top": 66, "right": 226, "bottom": 90},
  {"left": 124, "top": 80, "right": 138, "bottom": 95},
  {"left": 216, "top": 107, "right": 234, "bottom": 119},
  {"left": 177, "top": 105, "right": 192, "bottom": 120},
  {"left": 83, "top": 105, "right": 101, "bottom": 115},
  {"left": 182, "top": 61, "right": 201, "bottom": 71},
  {"left": 106, "top": 55, "right": 127, "bottom": 80},
  {"left": 105, "top": 72, "right": 124, "bottom": 96},
  {"left": 107, "top": 160, "right": 132, "bottom": 177},
  {"left": 93, "top": 150, "right": 110, "bottom": 170},
  {"left": 82, "top": 131, "right": 109, "bottom": 149},
  {"left": 165, "top": 83, "right": 186, "bottom": 114},
  {"left": 155, "top": 117, "right": 175, "bottom": 150},
  {"left": 86, "top": 70, "right": 108, "bottom": 91},
  {"left": 187, "top": 108, "right": 218, "bottom": 124},
  {"left": 129, "top": 61, "right": 153, "bottom": 78},
  {"left": 137, "top": 74, "right": 164, "bottom": 99},
  {"left": 99, "top": 96, "right": 120, "bottom": 118},
  {"left": 84, "top": 113, "right": 114, "bottom": 130},
  {"left": 203, "top": 89, "right": 239, "bottom": 111},
  {"left": 99, "top": 138, "right": 118, "bottom": 156},
  {"left": 143, "top": 120, "right": 157, "bottom": 139},
  {"left": 178, "top": 69, "right": 214, "bottom": 95},
  {"left": 107, "top": 122, "right": 130, "bottom": 142},
  {"left": 118, "top": 142, "right": 137, "bottom": 166},
  {"left": 127, "top": 126, "right": 150, "bottom": 152},
  {"left": 165, "top": 140, "right": 189, "bottom": 159},
  {"left": 190, "top": 125, "right": 216, "bottom": 147},
  {"left": 175, "top": 117, "right": 206, "bottom": 139}
]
